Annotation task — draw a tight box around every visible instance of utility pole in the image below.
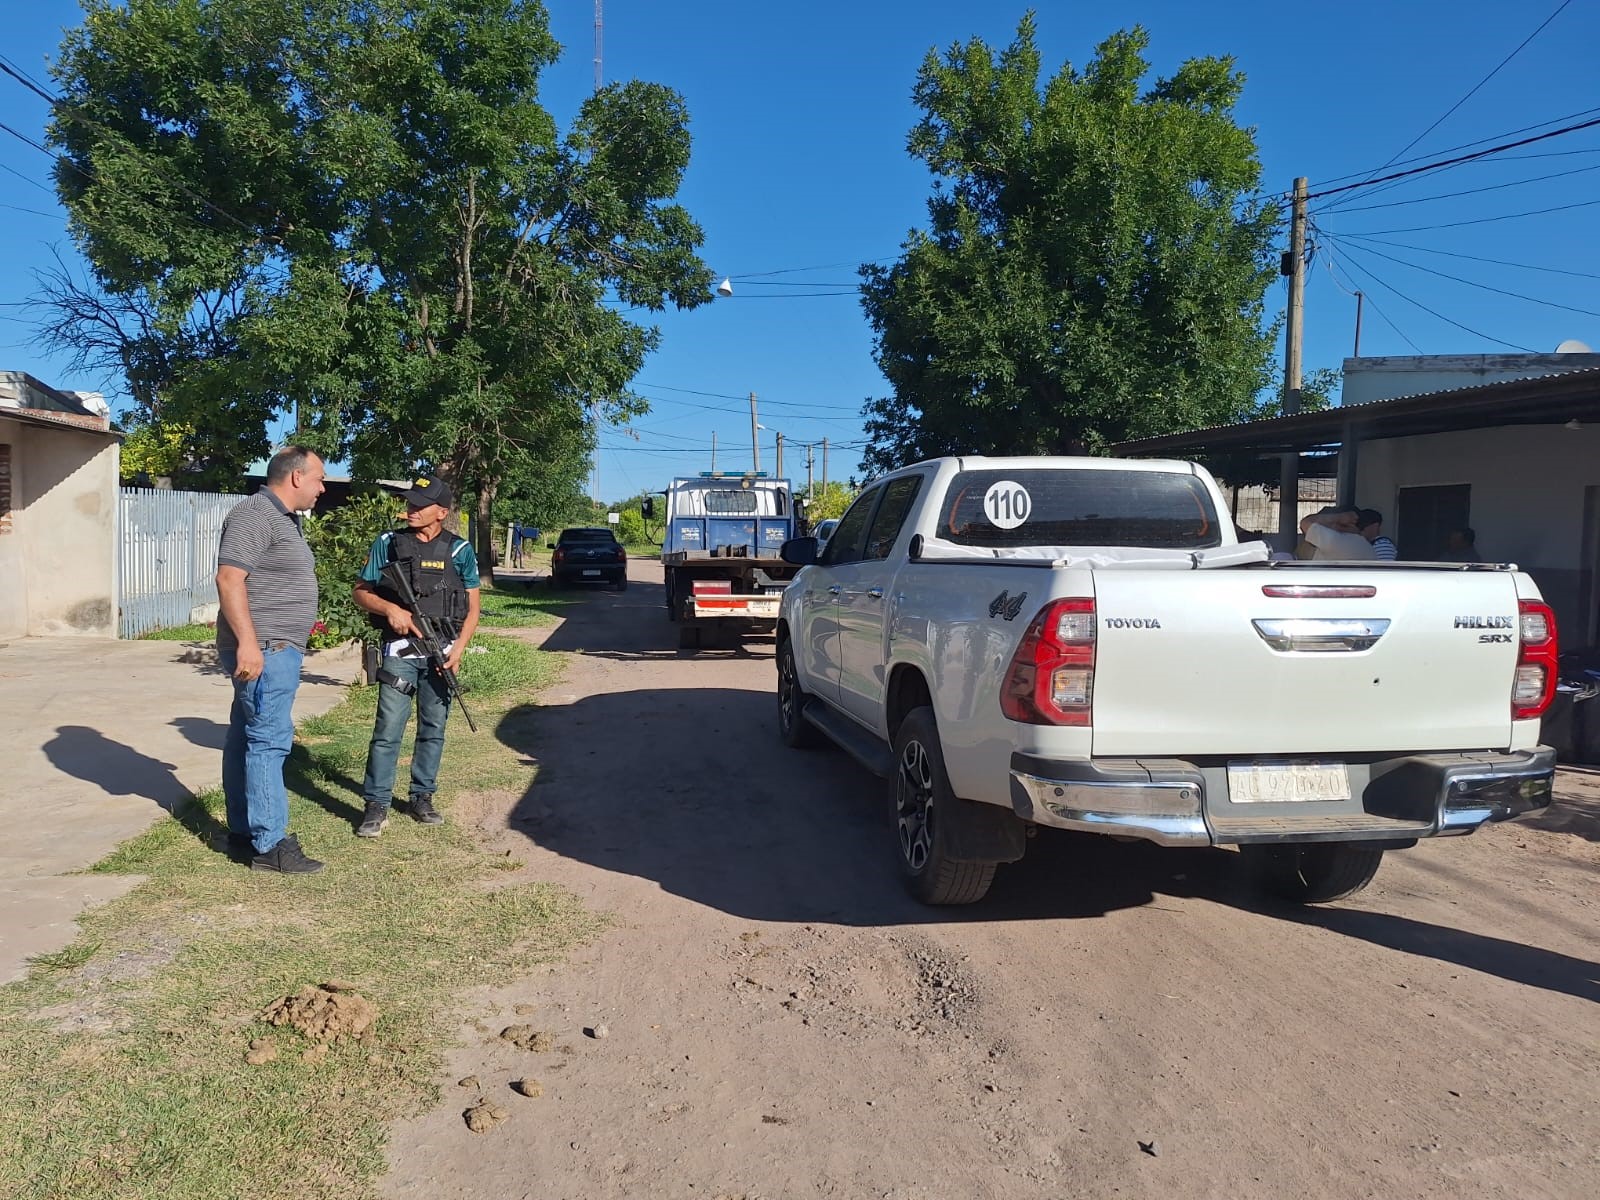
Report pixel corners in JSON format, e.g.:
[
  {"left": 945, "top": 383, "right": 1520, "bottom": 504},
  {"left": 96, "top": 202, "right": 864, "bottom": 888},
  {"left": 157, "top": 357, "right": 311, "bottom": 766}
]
[
  {"left": 1278, "top": 176, "right": 1308, "bottom": 544},
  {"left": 1353, "top": 291, "right": 1364, "bottom": 356},
  {"left": 749, "top": 392, "right": 760, "bottom": 474},
  {"left": 711, "top": 431, "right": 717, "bottom": 473},
  {"left": 805, "top": 442, "right": 815, "bottom": 501},
  {"left": 775, "top": 431, "right": 784, "bottom": 480},
  {"left": 821, "top": 438, "right": 829, "bottom": 496},
  {"left": 593, "top": 1, "right": 603, "bottom": 92}
]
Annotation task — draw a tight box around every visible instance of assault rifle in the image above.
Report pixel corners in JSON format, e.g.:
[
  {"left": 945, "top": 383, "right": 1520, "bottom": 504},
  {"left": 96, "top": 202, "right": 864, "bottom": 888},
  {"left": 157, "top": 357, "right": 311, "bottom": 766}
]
[{"left": 379, "top": 562, "right": 478, "bottom": 732}]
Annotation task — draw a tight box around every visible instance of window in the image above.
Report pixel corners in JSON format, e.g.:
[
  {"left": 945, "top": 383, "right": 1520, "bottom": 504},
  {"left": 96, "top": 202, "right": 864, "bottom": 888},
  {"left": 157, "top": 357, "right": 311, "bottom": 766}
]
[
  {"left": 702, "top": 489, "right": 759, "bottom": 515},
  {"left": 559, "top": 528, "right": 619, "bottom": 544},
  {"left": 937, "top": 468, "right": 1220, "bottom": 549},
  {"left": 863, "top": 476, "right": 924, "bottom": 560},
  {"left": 820, "top": 485, "right": 880, "bottom": 566}
]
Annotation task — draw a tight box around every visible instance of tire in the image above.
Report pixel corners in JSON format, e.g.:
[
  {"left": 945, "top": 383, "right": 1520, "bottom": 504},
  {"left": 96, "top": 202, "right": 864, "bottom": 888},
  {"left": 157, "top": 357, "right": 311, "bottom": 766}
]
[
  {"left": 1244, "top": 843, "right": 1386, "bottom": 904},
  {"left": 890, "top": 707, "right": 997, "bottom": 905},
  {"left": 614, "top": 576, "right": 628, "bottom": 592},
  {"left": 664, "top": 570, "right": 679, "bottom": 621},
  {"left": 776, "top": 637, "right": 823, "bottom": 749}
]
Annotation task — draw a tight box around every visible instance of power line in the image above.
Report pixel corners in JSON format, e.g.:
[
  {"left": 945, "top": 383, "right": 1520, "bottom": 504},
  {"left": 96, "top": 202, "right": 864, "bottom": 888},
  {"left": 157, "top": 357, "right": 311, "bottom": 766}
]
[
  {"left": 1328, "top": 235, "right": 1600, "bottom": 319},
  {"left": 1332, "top": 240, "right": 1534, "bottom": 352},
  {"left": 0, "top": 57, "right": 56, "bottom": 105},
  {"left": 637, "top": 382, "right": 862, "bottom": 412},
  {"left": 1325, "top": 160, "right": 1600, "bottom": 215},
  {"left": 1307, "top": 105, "right": 1600, "bottom": 189},
  {"left": 0, "top": 201, "right": 60, "bottom": 220},
  {"left": 1357, "top": 0, "right": 1574, "bottom": 183},
  {"left": 1321, "top": 194, "right": 1600, "bottom": 235},
  {"left": 1337, "top": 233, "right": 1600, "bottom": 282},
  {"left": 1304, "top": 115, "right": 1600, "bottom": 202},
  {"left": 0, "top": 159, "right": 56, "bottom": 195}
]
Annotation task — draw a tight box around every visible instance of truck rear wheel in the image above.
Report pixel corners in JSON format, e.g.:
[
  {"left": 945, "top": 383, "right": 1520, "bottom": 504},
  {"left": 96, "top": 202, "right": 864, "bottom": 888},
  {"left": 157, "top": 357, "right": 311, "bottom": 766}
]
[
  {"left": 891, "top": 708, "right": 997, "bottom": 905},
  {"left": 1244, "top": 842, "right": 1385, "bottom": 904},
  {"left": 664, "top": 570, "right": 678, "bottom": 620},
  {"left": 776, "top": 638, "right": 823, "bottom": 749}
]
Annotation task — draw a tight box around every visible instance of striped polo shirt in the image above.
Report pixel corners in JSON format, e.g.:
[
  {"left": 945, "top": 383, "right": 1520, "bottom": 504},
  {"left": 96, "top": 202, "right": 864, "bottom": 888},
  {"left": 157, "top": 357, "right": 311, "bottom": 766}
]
[{"left": 216, "top": 488, "right": 318, "bottom": 651}]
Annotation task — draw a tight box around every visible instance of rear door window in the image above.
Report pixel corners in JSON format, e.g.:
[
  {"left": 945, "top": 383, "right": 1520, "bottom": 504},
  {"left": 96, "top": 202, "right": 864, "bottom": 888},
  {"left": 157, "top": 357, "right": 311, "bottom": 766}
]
[
  {"left": 820, "top": 486, "right": 881, "bottom": 566},
  {"left": 937, "top": 468, "right": 1220, "bottom": 549},
  {"left": 863, "top": 476, "right": 924, "bottom": 561}
]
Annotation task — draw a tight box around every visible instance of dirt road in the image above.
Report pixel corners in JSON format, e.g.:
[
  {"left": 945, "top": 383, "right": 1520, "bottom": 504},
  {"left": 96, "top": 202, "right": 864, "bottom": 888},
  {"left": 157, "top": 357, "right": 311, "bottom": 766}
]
[{"left": 383, "top": 560, "right": 1599, "bottom": 1200}]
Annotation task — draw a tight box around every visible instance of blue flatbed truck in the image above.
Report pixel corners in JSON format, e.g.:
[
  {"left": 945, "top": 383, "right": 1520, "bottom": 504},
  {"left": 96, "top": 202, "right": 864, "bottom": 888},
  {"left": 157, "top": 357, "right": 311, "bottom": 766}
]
[{"left": 654, "top": 473, "right": 801, "bottom": 649}]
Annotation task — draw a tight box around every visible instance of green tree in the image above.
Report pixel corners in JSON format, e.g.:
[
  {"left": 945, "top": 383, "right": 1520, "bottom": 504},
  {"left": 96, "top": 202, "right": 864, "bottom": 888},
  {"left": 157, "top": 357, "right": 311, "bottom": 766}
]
[
  {"left": 43, "top": 0, "right": 711, "bottom": 566},
  {"left": 117, "top": 418, "right": 191, "bottom": 484},
  {"left": 859, "top": 17, "right": 1280, "bottom": 474},
  {"left": 800, "top": 480, "right": 856, "bottom": 522}
]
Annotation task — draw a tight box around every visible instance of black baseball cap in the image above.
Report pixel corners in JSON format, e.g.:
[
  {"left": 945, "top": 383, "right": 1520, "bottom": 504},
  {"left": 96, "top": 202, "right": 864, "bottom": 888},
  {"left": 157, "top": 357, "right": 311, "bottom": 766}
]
[{"left": 400, "top": 474, "right": 453, "bottom": 508}]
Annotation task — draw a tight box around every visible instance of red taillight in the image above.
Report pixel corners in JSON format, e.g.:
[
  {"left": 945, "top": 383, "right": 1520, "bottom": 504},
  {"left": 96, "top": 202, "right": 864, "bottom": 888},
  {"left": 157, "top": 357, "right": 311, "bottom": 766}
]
[
  {"left": 1513, "top": 599, "right": 1558, "bottom": 720},
  {"left": 552, "top": 547, "right": 567, "bottom": 563},
  {"left": 615, "top": 546, "right": 627, "bottom": 561},
  {"left": 999, "top": 598, "right": 1096, "bottom": 726}
]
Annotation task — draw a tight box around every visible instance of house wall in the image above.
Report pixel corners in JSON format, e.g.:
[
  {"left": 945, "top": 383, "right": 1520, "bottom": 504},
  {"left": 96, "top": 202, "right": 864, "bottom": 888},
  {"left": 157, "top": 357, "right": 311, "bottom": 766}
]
[
  {"left": 0, "top": 418, "right": 23, "bottom": 639},
  {"left": 1342, "top": 353, "right": 1600, "bottom": 407},
  {"left": 1359, "top": 423, "right": 1600, "bottom": 645},
  {"left": 0, "top": 415, "right": 120, "bottom": 637}
]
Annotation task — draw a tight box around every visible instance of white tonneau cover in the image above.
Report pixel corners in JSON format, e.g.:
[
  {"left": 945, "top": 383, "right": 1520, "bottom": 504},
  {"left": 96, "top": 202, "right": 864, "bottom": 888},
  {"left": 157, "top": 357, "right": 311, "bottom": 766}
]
[{"left": 917, "top": 539, "right": 1271, "bottom": 570}]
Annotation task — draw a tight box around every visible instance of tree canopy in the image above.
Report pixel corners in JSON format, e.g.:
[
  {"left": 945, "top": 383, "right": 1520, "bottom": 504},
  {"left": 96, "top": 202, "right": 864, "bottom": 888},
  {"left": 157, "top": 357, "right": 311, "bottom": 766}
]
[
  {"left": 43, "top": 0, "right": 711, "bottom": 567},
  {"left": 859, "top": 18, "right": 1281, "bottom": 474}
]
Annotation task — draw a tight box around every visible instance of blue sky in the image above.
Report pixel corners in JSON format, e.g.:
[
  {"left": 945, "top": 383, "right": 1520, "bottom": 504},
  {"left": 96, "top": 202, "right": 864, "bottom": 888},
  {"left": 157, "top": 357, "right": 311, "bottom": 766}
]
[{"left": 3, "top": 1, "right": 1599, "bottom": 501}]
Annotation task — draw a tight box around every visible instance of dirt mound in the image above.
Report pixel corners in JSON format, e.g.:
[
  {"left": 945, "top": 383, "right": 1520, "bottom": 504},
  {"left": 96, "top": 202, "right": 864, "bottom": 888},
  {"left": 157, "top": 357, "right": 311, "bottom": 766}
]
[
  {"left": 261, "top": 982, "right": 379, "bottom": 1044},
  {"left": 498, "top": 1024, "right": 553, "bottom": 1052}
]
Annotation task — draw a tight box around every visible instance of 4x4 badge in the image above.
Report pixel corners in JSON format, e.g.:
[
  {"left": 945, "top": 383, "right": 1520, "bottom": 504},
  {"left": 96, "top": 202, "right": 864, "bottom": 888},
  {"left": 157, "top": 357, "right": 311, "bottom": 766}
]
[{"left": 988, "top": 590, "right": 1027, "bottom": 621}]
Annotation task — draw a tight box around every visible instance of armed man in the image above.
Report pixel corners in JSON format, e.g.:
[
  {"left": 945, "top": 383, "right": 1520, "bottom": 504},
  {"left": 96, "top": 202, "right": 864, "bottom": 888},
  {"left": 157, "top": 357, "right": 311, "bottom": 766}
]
[{"left": 351, "top": 475, "right": 481, "bottom": 837}]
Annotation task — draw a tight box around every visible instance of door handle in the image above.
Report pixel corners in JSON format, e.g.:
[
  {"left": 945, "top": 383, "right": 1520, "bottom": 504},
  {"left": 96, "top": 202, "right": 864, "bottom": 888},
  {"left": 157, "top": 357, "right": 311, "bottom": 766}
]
[{"left": 866, "top": 588, "right": 884, "bottom": 600}]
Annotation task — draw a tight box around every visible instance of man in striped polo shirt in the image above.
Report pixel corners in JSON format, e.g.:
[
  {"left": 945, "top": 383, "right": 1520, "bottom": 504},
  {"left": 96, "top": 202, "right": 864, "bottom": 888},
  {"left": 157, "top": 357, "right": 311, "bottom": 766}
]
[{"left": 215, "top": 445, "right": 327, "bottom": 874}]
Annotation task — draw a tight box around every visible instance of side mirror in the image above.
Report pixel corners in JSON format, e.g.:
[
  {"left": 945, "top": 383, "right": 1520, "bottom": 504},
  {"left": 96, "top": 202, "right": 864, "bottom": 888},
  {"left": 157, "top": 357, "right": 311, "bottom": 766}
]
[
  {"left": 641, "top": 498, "right": 655, "bottom": 519},
  {"left": 780, "top": 536, "right": 819, "bottom": 566},
  {"left": 546, "top": 542, "right": 556, "bottom": 550}
]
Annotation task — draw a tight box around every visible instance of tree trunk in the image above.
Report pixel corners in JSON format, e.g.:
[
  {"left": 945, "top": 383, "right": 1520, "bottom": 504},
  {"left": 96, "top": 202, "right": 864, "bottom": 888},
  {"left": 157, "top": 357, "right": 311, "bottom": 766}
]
[{"left": 476, "top": 475, "right": 498, "bottom": 588}]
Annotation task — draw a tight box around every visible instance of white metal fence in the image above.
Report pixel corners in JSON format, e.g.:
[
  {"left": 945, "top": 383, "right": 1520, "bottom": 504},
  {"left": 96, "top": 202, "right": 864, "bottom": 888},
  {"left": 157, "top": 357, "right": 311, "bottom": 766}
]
[{"left": 118, "top": 487, "right": 245, "bottom": 638}]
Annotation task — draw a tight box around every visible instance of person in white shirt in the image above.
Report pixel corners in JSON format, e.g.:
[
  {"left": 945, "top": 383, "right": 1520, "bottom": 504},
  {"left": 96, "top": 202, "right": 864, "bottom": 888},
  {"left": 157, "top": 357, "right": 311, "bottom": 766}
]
[
  {"left": 1357, "top": 508, "right": 1398, "bottom": 560},
  {"left": 1299, "top": 507, "right": 1377, "bottom": 561}
]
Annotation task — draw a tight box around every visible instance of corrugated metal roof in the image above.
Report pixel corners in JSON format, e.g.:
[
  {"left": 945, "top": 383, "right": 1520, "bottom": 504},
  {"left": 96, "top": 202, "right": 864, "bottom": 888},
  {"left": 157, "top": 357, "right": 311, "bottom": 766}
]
[{"left": 1112, "top": 365, "right": 1600, "bottom": 457}]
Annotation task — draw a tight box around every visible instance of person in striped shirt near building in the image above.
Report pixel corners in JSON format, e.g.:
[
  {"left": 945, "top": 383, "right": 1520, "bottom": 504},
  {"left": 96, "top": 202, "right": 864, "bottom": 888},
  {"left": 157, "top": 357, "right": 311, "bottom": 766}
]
[{"left": 1358, "top": 509, "right": 1399, "bottom": 560}]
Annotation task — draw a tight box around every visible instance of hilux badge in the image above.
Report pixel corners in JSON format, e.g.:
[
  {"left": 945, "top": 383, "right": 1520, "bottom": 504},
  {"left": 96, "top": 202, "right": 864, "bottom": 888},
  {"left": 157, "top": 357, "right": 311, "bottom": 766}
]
[{"left": 988, "top": 590, "right": 1027, "bottom": 621}]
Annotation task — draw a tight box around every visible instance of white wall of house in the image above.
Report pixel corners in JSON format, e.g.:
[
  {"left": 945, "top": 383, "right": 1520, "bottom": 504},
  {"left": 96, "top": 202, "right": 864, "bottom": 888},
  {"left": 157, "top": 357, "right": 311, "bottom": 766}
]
[
  {"left": 0, "top": 414, "right": 120, "bottom": 637},
  {"left": 1343, "top": 353, "right": 1600, "bottom": 407},
  {"left": 1359, "top": 423, "right": 1600, "bottom": 645}
]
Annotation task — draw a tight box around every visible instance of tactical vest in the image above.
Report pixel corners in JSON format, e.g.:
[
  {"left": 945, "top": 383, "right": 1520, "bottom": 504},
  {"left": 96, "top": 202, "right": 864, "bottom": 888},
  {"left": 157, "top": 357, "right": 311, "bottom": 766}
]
[{"left": 371, "top": 529, "right": 469, "bottom": 638}]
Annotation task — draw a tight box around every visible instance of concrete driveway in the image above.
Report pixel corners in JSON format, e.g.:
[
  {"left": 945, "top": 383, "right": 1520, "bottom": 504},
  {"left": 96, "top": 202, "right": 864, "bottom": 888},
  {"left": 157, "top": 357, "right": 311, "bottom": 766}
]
[{"left": 0, "top": 635, "right": 360, "bottom": 982}]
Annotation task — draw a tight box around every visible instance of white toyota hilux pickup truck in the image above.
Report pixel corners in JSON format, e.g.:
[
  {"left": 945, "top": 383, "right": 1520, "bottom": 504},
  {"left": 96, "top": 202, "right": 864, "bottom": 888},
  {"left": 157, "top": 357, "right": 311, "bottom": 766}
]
[{"left": 775, "top": 455, "right": 1557, "bottom": 905}]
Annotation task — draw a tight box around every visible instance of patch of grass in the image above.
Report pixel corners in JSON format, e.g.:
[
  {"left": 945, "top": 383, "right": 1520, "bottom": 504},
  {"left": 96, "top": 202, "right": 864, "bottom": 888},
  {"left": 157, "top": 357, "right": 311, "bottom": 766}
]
[
  {"left": 138, "top": 623, "right": 216, "bottom": 642},
  {"left": 26, "top": 942, "right": 101, "bottom": 971},
  {"left": 0, "top": 620, "right": 599, "bottom": 1200},
  {"left": 475, "top": 587, "right": 574, "bottom": 629}
]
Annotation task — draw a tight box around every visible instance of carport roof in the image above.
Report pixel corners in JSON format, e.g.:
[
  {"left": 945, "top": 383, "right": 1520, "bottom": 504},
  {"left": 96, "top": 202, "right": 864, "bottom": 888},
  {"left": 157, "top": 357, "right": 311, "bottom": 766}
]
[{"left": 1109, "top": 366, "right": 1600, "bottom": 457}]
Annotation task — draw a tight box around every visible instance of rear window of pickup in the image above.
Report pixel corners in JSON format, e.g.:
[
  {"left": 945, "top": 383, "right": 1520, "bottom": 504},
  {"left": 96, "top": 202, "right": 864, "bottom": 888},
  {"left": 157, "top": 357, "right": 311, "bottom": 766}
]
[{"left": 938, "top": 468, "right": 1221, "bottom": 549}]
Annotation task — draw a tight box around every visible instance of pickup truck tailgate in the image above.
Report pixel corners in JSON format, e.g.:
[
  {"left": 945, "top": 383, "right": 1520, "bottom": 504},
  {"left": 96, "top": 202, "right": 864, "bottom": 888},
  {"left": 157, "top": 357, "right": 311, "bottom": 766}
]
[{"left": 1088, "top": 569, "right": 1521, "bottom": 757}]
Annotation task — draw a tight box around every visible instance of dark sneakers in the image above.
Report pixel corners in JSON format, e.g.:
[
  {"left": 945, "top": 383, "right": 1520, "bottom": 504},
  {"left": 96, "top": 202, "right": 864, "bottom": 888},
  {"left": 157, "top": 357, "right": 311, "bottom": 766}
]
[
  {"left": 250, "top": 833, "right": 325, "bottom": 874},
  {"left": 409, "top": 794, "right": 444, "bottom": 825},
  {"left": 356, "top": 802, "right": 391, "bottom": 838}
]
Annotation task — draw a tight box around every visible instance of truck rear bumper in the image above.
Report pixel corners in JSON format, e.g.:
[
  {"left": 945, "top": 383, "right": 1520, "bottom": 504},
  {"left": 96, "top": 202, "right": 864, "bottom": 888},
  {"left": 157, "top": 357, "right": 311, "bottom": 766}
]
[{"left": 1008, "top": 748, "right": 1556, "bottom": 847}]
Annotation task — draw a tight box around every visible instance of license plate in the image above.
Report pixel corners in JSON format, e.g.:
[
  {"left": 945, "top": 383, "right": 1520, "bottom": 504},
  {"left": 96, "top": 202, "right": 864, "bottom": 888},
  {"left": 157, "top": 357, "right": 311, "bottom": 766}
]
[
  {"left": 1227, "top": 761, "right": 1351, "bottom": 803},
  {"left": 582, "top": 569, "right": 601, "bottom": 576}
]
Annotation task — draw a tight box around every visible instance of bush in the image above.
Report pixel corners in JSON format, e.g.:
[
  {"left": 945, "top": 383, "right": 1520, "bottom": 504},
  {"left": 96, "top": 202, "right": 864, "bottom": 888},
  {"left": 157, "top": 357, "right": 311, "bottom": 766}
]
[
  {"left": 616, "top": 508, "right": 646, "bottom": 545},
  {"left": 303, "top": 491, "right": 401, "bottom": 648}
]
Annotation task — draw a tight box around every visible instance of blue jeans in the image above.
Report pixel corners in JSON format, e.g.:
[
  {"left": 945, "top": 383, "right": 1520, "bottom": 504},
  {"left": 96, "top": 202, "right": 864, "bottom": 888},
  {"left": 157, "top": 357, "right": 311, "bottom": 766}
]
[
  {"left": 220, "top": 641, "right": 305, "bottom": 853},
  {"left": 361, "top": 654, "right": 453, "bottom": 808}
]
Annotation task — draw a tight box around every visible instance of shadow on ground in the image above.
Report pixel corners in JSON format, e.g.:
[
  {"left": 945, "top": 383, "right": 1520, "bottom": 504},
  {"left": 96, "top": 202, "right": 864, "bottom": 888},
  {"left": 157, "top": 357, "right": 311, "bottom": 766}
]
[{"left": 494, "top": 581, "right": 1600, "bottom": 1006}]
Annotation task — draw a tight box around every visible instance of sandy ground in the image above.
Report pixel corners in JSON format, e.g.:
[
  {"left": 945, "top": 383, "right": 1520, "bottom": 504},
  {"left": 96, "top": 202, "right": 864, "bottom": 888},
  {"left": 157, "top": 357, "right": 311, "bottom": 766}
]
[{"left": 382, "top": 560, "right": 1599, "bottom": 1200}]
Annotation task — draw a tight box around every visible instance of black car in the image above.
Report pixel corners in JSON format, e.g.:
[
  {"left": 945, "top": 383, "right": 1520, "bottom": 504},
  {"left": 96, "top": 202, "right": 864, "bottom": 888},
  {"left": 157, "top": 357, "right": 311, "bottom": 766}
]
[{"left": 550, "top": 527, "right": 628, "bottom": 590}]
